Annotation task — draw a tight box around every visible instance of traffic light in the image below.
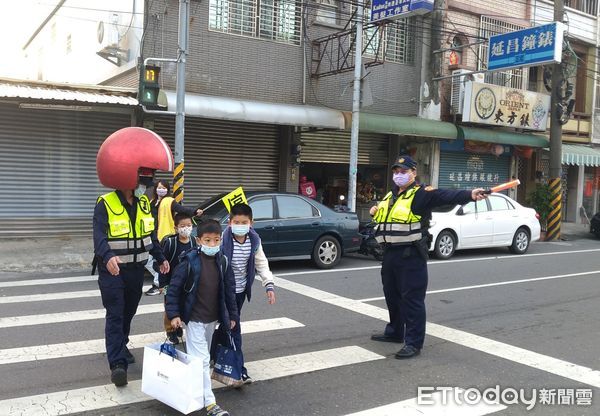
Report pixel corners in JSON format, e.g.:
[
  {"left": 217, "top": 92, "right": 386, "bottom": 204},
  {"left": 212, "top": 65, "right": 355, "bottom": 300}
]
[
  {"left": 290, "top": 143, "right": 302, "bottom": 166},
  {"left": 140, "top": 65, "right": 161, "bottom": 109}
]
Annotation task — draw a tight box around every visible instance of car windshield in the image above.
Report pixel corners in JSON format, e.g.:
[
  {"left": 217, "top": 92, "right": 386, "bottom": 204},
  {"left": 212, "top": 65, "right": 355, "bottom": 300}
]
[
  {"left": 432, "top": 204, "right": 456, "bottom": 213},
  {"left": 198, "top": 194, "right": 227, "bottom": 220}
]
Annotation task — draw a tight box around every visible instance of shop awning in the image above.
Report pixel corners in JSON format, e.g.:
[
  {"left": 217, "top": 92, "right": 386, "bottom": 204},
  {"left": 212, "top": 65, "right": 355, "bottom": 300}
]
[
  {"left": 562, "top": 144, "right": 600, "bottom": 166},
  {"left": 350, "top": 113, "right": 458, "bottom": 140},
  {"left": 458, "top": 126, "right": 549, "bottom": 148},
  {"left": 163, "top": 91, "right": 345, "bottom": 130}
]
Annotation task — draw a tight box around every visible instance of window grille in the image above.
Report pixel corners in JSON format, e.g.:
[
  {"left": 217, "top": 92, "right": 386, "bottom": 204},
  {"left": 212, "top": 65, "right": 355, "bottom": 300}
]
[
  {"left": 479, "top": 16, "right": 528, "bottom": 89},
  {"left": 360, "top": 11, "right": 415, "bottom": 65},
  {"left": 209, "top": 0, "right": 302, "bottom": 45},
  {"left": 315, "top": 0, "right": 338, "bottom": 25}
]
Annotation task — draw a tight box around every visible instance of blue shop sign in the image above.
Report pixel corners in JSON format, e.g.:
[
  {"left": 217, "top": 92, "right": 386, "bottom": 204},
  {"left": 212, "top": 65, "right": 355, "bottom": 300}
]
[
  {"left": 487, "top": 22, "right": 565, "bottom": 72},
  {"left": 370, "top": 0, "right": 433, "bottom": 22}
]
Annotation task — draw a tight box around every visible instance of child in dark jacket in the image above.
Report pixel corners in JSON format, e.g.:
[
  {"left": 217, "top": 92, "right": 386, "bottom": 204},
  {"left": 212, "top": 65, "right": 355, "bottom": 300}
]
[
  {"left": 165, "top": 220, "right": 238, "bottom": 416},
  {"left": 158, "top": 213, "right": 198, "bottom": 344}
]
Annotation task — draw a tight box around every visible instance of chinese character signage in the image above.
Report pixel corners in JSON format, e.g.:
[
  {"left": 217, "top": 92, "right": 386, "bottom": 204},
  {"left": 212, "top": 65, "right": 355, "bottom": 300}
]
[
  {"left": 487, "top": 22, "right": 565, "bottom": 71},
  {"left": 463, "top": 82, "right": 550, "bottom": 132},
  {"left": 370, "top": 0, "right": 433, "bottom": 22},
  {"left": 221, "top": 187, "right": 248, "bottom": 212}
]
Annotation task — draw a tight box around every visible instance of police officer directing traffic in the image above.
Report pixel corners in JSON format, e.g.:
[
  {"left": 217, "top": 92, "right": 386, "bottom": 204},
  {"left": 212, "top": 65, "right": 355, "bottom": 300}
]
[
  {"left": 93, "top": 127, "right": 173, "bottom": 387},
  {"left": 369, "top": 155, "right": 487, "bottom": 359}
]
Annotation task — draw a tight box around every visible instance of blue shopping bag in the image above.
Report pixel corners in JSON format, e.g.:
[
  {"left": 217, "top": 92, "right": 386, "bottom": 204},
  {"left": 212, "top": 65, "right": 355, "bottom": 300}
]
[{"left": 211, "top": 332, "right": 243, "bottom": 387}]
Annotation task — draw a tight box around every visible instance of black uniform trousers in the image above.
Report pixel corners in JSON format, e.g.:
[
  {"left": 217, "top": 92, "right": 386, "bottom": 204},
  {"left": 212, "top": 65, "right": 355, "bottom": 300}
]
[
  {"left": 380, "top": 245, "right": 428, "bottom": 349},
  {"left": 98, "top": 262, "right": 145, "bottom": 369}
]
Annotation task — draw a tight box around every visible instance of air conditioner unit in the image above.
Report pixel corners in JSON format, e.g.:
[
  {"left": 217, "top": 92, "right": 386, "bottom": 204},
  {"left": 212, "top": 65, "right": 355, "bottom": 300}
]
[
  {"left": 450, "top": 69, "right": 485, "bottom": 115},
  {"left": 96, "top": 14, "right": 128, "bottom": 66}
]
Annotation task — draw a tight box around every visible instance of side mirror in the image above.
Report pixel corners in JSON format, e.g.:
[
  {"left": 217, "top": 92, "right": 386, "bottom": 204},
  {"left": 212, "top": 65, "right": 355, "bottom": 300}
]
[{"left": 457, "top": 207, "right": 464, "bottom": 216}]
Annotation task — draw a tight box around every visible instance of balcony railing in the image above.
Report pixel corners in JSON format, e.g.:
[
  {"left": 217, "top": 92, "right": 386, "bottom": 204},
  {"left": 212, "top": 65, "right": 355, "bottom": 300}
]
[{"left": 564, "top": 0, "right": 598, "bottom": 15}]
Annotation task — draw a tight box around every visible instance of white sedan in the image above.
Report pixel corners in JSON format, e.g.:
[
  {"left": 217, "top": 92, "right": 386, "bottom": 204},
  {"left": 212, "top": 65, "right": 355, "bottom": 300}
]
[{"left": 428, "top": 193, "right": 541, "bottom": 260}]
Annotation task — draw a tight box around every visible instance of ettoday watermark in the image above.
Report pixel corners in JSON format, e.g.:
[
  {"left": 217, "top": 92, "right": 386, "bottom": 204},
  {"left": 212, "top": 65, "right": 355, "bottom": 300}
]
[{"left": 417, "top": 386, "right": 593, "bottom": 410}]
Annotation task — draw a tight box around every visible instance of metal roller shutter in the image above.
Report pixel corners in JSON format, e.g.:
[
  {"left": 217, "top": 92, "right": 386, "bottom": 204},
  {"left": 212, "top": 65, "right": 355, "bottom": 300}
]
[
  {"left": 438, "top": 151, "right": 511, "bottom": 191},
  {"left": 300, "top": 130, "right": 389, "bottom": 165},
  {"left": 152, "top": 117, "right": 280, "bottom": 205},
  {"left": 0, "top": 103, "right": 132, "bottom": 237}
]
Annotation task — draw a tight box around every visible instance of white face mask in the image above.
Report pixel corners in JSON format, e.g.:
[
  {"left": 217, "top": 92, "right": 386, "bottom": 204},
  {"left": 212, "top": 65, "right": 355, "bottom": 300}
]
[
  {"left": 156, "top": 188, "right": 168, "bottom": 197},
  {"left": 134, "top": 184, "right": 147, "bottom": 198},
  {"left": 177, "top": 226, "right": 193, "bottom": 238}
]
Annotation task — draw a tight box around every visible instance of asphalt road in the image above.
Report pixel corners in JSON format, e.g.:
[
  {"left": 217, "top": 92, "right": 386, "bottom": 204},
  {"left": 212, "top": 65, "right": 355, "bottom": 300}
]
[{"left": 0, "top": 237, "right": 599, "bottom": 415}]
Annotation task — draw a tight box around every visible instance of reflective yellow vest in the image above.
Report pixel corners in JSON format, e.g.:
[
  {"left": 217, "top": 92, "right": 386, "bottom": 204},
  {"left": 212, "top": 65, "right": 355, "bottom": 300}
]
[
  {"left": 157, "top": 196, "right": 175, "bottom": 241},
  {"left": 97, "top": 191, "right": 155, "bottom": 263},
  {"left": 373, "top": 186, "right": 423, "bottom": 245}
]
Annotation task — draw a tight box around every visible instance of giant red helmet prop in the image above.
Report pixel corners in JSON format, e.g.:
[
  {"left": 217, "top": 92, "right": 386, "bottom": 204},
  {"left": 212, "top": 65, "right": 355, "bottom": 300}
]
[{"left": 97, "top": 127, "right": 174, "bottom": 190}]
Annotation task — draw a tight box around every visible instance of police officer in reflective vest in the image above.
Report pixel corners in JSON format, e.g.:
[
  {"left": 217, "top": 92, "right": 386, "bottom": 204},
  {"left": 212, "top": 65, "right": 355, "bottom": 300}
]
[
  {"left": 370, "top": 155, "right": 487, "bottom": 358},
  {"left": 93, "top": 127, "right": 173, "bottom": 386}
]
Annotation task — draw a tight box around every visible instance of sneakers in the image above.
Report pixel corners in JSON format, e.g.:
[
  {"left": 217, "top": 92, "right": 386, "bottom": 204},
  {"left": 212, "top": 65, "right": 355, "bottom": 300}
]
[
  {"left": 241, "top": 373, "right": 253, "bottom": 384},
  {"left": 124, "top": 348, "right": 135, "bottom": 364},
  {"left": 145, "top": 285, "right": 161, "bottom": 296},
  {"left": 110, "top": 364, "right": 128, "bottom": 387},
  {"left": 167, "top": 331, "right": 180, "bottom": 345},
  {"left": 206, "top": 404, "right": 229, "bottom": 416}
]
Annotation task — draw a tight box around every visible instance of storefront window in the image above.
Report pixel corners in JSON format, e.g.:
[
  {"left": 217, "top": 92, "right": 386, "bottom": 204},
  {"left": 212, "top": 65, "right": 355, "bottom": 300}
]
[
  {"left": 583, "top": 166, "right": 599, "bottom": 218},
  {"left": 299, "top": 162, "right": 387, "bottom": 221}
]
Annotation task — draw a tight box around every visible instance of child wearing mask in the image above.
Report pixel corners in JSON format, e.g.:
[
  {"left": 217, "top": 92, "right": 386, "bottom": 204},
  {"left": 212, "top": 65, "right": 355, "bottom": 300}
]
[
  {"left": 166, "top": 219, "right": 237, "bottom": 416},
  {"left": 158, "top": 213, "right": 197, "bottom": 343},
  {"left": 219, "top": 203, "right": 276, "bottom": 384}
]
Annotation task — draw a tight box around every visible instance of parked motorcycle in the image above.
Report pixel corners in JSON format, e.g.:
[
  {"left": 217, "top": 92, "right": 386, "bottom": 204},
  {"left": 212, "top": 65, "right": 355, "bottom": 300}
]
[
  {"left": 358, "top": 221, "right": 384, "bottom": 261},
  {"left": 590, "top": 212, "right": 600, "bottom": 238}
]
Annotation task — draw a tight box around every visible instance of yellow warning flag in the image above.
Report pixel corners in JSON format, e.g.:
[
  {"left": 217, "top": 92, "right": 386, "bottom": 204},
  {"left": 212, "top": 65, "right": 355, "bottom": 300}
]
[{"left": 221, "top": 187, "right": 248, "bottom": 212}]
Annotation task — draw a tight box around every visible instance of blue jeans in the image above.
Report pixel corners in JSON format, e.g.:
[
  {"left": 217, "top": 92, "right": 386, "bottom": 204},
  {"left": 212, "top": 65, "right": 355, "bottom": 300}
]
[{"left": 230, "top": 291, "right": 247, "bottom": 375}]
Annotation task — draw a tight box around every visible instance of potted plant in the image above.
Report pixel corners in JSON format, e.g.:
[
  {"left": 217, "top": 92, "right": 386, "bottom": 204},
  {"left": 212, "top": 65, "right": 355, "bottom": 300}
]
[{"left": 527, "top": 183, "right": 553, "bottom": 239}]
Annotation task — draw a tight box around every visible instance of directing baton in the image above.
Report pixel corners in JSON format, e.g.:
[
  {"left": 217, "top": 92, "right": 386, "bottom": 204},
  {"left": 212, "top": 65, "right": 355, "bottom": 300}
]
[{"left": 483, "top": 179, "right": 521, "bottom": 194}]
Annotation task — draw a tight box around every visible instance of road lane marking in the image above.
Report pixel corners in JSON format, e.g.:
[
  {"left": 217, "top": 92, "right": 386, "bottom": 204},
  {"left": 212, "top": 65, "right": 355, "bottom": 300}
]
[
  {"left": 3, "top": 247, "right": 600, "bottom": 289},
  {"left": 0, "top": 318, "right": 304, "bottom": 365},
  {"left": 276, "top": 277, "right": 600, "bottom": 389},
  {"left": 0, "top": 346, "right": 384, "bottom": 416},
  {"left": 0, "top": 286, "right": 152, "bottom": 304},
  {"left": 357, "top": 269, "right": 600, "bottom": 302},
  {"left": 0, "top": 304, "right": 164, "bottom": 329},
  {"left": 344, "top": 389, "right": 506, "bottom": 416},
  {"left": 0, "top": 275, "right": 97, "bottom": 288}
]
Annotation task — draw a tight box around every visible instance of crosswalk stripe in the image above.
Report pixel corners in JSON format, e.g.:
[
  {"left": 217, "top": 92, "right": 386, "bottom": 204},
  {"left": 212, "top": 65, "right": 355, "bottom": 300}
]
[
  {"left": 344, "top": 389, "right": 507, "bottom": 416},
  {"left": 0, "top": 318, "right": 304, "bottom": 365},
  {"left": 0, "top": 346, "right": 384, "bottom": 415},
  {"left": 0, "top": 304, "right": 164, "bottom": 329},
  {"left": 0, "top": 286, "right": 152, "bottom": 304},
  {"left": 0, "top": 275, "right": 97, "bottom": 288},
  {"left": 276, "top": 277, "right": 600, "bottom": 389}
]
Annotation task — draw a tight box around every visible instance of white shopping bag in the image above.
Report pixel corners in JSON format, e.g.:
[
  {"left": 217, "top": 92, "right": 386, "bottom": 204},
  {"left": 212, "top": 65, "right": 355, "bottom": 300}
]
[{"left": 141, "top": 342, "right": 204, "bottom": 415}]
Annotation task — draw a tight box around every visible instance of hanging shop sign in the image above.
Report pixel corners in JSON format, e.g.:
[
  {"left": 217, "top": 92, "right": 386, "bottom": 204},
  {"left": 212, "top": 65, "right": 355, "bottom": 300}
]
[
  {"left": 371, "top": 0, "right": 433, "bottom": 22},
  {"left": 463, "top": 82, "right": 550, "bottom": 132},
  {"left": 487, "top": 22, "right": 565, "bottom": 72}
]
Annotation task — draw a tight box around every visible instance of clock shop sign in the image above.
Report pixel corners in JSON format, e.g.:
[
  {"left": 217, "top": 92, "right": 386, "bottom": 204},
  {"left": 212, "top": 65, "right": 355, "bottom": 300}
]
[{"left": 463, "top": 82, "right": 550, "bottom": 132}]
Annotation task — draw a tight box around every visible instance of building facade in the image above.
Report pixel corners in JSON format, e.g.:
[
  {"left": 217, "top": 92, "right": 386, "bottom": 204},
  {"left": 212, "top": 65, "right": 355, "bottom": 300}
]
[{"left": 437, "top": 0, "right": 600, "bottom": 224}]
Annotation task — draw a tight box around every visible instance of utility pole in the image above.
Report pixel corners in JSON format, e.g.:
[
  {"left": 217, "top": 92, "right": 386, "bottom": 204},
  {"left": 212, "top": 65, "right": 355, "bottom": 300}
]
[
  {"left": 348, "top": 0, "right": 364, "bottom": 212},
  {"left": 428, "top": 0, "right": 445, "bottom": 114},
  {"left": 546, "top": 0, "right": 564, "bottom": 241},
  {"left": 173, "top": 0, "right": 190, "bottom": 203}
]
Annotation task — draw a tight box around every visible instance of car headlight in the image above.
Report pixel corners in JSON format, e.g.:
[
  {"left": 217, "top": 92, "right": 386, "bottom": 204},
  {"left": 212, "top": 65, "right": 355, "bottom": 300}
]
[{"left": 429, "top": 220, "right": 436, "bottom": 227}]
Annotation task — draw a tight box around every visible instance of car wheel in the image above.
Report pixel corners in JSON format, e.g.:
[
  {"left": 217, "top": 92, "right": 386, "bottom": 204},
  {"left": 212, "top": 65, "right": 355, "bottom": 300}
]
[
  {"left": 510, "top": 227, "right": 530, "bottom": 254},
  {"left": 434, "top": 230, "right": 456, "bottom": 260},
  {"left": 312, "top": 236, "right": 341, "bottom": 269}
]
